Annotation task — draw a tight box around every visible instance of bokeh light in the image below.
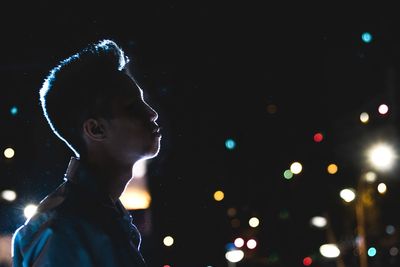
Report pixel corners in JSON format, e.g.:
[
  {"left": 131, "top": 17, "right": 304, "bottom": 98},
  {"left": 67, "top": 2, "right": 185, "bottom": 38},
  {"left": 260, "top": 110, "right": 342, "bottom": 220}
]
[
  {"left": 377, "top": 183, "right": 387, "bottom": 194},
  {"left": 310, "top": 216, "right": 327, "bottom": 228},
  {"left": 214, "top": 190, "right": 225, "bottom": 201},
  {"left": 225, "top": 139, "right": 236, "bottom": 150},
  {"left": 225, "top": 249, "right": 244, "bottom": 263},
  {"left": 390, "top": 247, "right": 399, "bottom": 256},
  {"left": 246, "top": 239, "right": 257, "bottom": 249},
  {"left": 313, "top": 132, "right": 323, "bottom": 142},
  {"left": 303, "top": 256, "right": 312, "bottom": 266},
  {"left": 367, "top": 143, "right": 397, "bottom": 172},
  {"left": 1, "top": 190, "right": 17, "bottom": 202},
  {"left": 386, "top": 225, "right": 395, "bottom": 235},
  {"left": 360, "top": 112, "right": 369, "bottom": 123},
  {"left": 367, "top": 247, "right": 377, "bottom": 257},
  {"left": 10, "top": 106, "right": 18, "bottom": 116},
  {"left": 290, "top": 162, "right": 302, "bottom": 174},
  {"left": 361, "top": 32, "right": 373, "bottom": 43},
  {"left": 24, "top": 204, "right": 37, "bottom": 219},
  {"left": 249, "top": 217, "right": 260, "bottom": 228},
  {"left": 283, "top": 169, "right": 293, "bottom": 179},
  {"left": 378, "top": 104, "right": 389, "bottom": 115},
  {"left": 327, "top": 163, "right": 338, "bottom": 174},
  {"left": 340, "top": 188, "right": 356, "bottom": 203},
  {"left": 319, "top": 244, "right": 340, "bottom": 258},
  {"left": 364, "top": 171, "right": 377, "bottom": 183},
  {"left": 4, "top": 148, "right": 15, "bottom": 159},
  {"left": 163, "top": 236, "right": 174, "bottom": 247},
  {"left": 234, "top": 238, "right": 244, "bottom": 248}
]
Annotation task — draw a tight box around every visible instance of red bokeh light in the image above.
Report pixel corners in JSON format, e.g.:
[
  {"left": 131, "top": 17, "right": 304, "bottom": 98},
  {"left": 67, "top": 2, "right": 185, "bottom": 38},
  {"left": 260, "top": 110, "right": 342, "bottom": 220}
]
[
  {"left": 303, "top": 256, "right": 312, "bottom": 266},
  {"left": 313, "top": 133, "right": 323, "bottom": 142}
]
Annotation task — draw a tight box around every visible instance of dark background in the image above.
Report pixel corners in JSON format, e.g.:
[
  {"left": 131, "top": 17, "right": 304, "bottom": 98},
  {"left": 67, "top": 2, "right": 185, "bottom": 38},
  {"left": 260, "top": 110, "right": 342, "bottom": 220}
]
[{"left": 2, "top": 2, "right": 400, "bottom": 267}]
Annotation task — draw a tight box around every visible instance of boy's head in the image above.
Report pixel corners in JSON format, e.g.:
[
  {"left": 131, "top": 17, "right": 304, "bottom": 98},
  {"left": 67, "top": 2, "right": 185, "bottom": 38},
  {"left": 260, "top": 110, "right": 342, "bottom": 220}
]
[{"left": 39, "top": 39, "right": 161, "bottom": 161}]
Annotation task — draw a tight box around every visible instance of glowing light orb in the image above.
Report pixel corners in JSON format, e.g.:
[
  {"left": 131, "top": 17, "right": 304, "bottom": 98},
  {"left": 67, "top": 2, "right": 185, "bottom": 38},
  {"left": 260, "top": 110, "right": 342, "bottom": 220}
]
[
  {"left": 249, "top": 217, "right": 260, "bottom": 228},
  {"left": 1, "top": 190, "right": 17, "bottom": 202},
  {"left": 377, "top": 183, "right": 387, "bottom": 194},
  {"left": 367, "top": 143, "right": 397, "bottom": 172},
  {"left": 378, "top": 104, "right": 389, "bottom": 115},
  {"left": 313, "top": 132, "right": 324, "bottom": 142},
  {"left": 340, "top": 188, "right": 356, "bottom": 203},
  {"left": 246, "top": 239, "right": 257, "bottom": 249},
  {"left": 214, "top": 190, "right": 224, "bottom": 201},
  {"left": 319, "top": 244, "right": 340, "bottom": 258},
  {"left": 10, "top": 106, "right": 18, "bottom": 116},
  {"left": 368, "top": 247, "right": 377, "bottom": 257},
  {"left": 327, "top": 164, "right": 338, "bottom": 174},
  {"left": 303, "top": 256, "right": 312, "bottom": 266},
  {"left": 361, "top": 32, "right": 373, "bottom": 43},
  {"left": 163, "top": 236, "right": 174, "bottom": 246},
  {"left": 4, "top": 148, "right": 15, "bottom": 159},
  {"left": 290, "top": 162, "right": 302, "bottom": 174},
  {"left": 234, "top": 238, "right": 244, "bottom": 248},
  {"left": 225, "top": 139, "right": 236, "bottom": 150},
  {"left": 225, "top": 249, "right": 244, "bottom": 263},
  {"left": 360, "top": 112, "right": 369, "bottom": 123},
  {"left": 24, "top": 204, "right": 38, "bottom": 219},
  {"left": 283, "top": 169, "right": 293, "bottom": 179},
  {"left": 310, "top": 216, "right": 327, "bottom": 228},
  {"left": 364, "top": 171, "right": 377, "bottom": 183}
]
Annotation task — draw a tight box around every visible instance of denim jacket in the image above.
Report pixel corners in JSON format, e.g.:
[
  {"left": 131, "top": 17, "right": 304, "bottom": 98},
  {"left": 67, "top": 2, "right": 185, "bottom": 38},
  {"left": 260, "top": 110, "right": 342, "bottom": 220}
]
[{"left": 12, "top": 157, "right": 147, "bottom": 267}]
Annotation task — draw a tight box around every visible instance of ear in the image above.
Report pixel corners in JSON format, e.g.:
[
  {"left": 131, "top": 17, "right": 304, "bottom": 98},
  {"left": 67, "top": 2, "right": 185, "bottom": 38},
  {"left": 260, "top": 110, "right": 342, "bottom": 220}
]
[{"left": 82, "top": 118, "right": 107, "bottom": 142}]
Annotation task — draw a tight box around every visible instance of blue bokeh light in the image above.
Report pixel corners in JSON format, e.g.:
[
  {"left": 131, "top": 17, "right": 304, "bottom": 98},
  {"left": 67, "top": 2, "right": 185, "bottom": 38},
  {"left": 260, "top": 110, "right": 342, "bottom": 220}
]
[
  {"left": 361, "top": 32, "right": 373, "bottom": 43},
  {"left": 10, "top": 106, "right": 18, "bottom": 116},
  {"left": 368, "top": 247, "right": 377, "bottom": 257},
  {"left": 225, "top": 139, "right": 236, "bottom": 150}
]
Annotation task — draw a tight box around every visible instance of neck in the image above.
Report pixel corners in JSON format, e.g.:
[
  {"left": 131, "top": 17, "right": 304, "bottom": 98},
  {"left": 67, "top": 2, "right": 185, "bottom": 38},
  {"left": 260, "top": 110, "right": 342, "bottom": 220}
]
[{"left": 79, "top": 157, "right": 135, "bottom": 202}]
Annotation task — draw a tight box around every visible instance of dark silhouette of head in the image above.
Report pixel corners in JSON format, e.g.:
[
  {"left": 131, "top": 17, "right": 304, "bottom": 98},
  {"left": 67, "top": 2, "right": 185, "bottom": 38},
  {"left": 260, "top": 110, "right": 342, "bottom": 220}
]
[{"left": 39, "top": 39, "right": 131, "bottom": 158}]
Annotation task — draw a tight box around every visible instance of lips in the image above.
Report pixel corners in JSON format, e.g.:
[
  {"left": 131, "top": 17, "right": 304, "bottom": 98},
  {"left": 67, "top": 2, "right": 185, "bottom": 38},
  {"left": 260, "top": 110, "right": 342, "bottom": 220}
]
[{"left": 151, "top": 125, "right": 162, "bottom": 136}]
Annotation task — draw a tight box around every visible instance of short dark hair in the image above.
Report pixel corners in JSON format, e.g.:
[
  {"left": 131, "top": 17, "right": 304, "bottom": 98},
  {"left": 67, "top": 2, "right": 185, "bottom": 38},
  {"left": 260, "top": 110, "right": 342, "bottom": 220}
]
[{"left": 39, "top": 39, "right": 130, "bottom": 158}]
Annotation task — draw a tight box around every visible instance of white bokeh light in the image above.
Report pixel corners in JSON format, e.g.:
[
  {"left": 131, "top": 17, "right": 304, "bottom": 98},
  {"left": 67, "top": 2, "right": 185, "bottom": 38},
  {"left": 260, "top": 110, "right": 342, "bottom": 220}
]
[
  {"left": 367, "top": 143, "right": 397, "bottom": 172},
  {"left": 378, "top": 104, "right": 389, "bottom": 115},
  {"left": 1, "top": 190, "right": 17, "bottom": 202},
  {"left": 163, "top": 236, "right": 174, "bottom": 247},
  {"left": 320, "top": 244, "right": 341, "bottom": 258},
  {"left": 290, "top": 162, "right": 303, "bottom": 174},
  {"left": 225, "top": 249, "right": 244, "bottom": 263},
  {"left": 340, "top": 188, "right": 356, "bottom": 203},
  {"left": 24, "top": 204, "right": 38, "bottom": 219},
  {"left": 310, "top": 216, "right": 327, "bottom": 228},
  {"left": 234, "top": 238, "right": 244, "bottom": 248}
]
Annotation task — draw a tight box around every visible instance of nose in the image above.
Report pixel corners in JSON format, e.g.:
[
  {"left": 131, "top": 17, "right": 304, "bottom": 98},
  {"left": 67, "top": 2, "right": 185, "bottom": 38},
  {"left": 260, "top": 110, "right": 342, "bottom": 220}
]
[{"left": 147, "top": 104, "right": 158, "bottom": 122}]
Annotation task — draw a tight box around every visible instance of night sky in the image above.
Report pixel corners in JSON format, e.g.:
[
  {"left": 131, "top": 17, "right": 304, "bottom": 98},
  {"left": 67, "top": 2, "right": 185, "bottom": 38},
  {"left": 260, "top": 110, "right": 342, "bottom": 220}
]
[{"left": 2, "top": 2, "right": 400, "bottom": 267}]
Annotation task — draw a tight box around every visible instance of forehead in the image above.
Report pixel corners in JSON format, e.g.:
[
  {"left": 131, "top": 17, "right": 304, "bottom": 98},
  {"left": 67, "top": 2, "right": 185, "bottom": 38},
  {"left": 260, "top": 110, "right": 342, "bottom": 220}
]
[{"left": 114, "top": 72, "right": 143, "bottom": 101}]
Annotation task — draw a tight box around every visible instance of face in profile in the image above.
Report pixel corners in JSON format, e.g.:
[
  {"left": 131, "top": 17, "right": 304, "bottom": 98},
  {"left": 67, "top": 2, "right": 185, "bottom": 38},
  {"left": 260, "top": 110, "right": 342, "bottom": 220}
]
[{"left": 103, "top": 73, "right": 161, "bottom": 165}]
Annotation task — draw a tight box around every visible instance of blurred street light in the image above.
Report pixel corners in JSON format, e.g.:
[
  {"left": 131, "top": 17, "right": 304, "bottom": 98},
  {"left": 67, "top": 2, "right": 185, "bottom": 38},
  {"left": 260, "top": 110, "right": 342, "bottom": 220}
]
[{"left": 366, "top": 143, "right": 397, "bottom": 172}]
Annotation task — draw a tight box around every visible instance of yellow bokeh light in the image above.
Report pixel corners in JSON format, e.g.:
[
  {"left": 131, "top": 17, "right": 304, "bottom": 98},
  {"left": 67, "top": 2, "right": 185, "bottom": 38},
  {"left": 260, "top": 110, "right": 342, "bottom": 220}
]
[
  {"left": 290, "top": 162, "right": 302, "bottom": 174},
  {"left": 327, "top": 164, "right": 338, "bottom": 174},
  {"left": 4, "top": 148, "right": 15, "bottom": 159},
  {"left": 360, "top": 112, "right": 369, "bottom": 123},
  {"left": 214, "top": 190, "right": 224, "bottom": 201},
  {"left": 120, "top": 188, "right": 151, "bottom": 210},
  {"left": 163, "top": 236, "right": 174, "bottom": 246}
]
